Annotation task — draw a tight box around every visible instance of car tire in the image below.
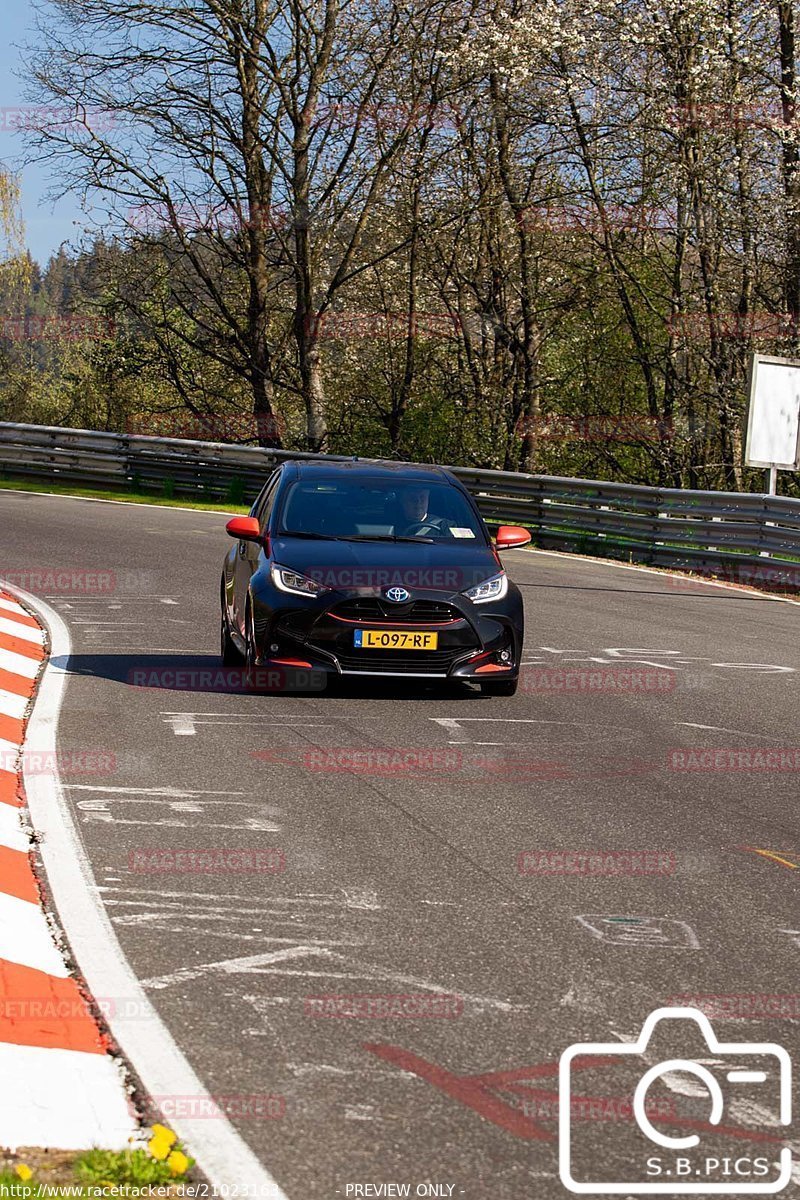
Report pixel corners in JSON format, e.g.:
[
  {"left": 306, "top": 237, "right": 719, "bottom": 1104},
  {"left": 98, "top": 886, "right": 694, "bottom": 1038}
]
[
  {"left": 480, "top": 677, "right": 518, "bottom": 697},
  {"left": 220, "top": 603, "right": 242, "bottom": 666},
  {"left": 244, "top": 603, "right": 263, "bottom": 691}
]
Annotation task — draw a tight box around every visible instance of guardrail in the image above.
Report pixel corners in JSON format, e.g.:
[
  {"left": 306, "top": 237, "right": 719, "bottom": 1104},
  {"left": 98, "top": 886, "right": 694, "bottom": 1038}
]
[{"left": 2, "top": 420, "right": 799, "bottom": 591}]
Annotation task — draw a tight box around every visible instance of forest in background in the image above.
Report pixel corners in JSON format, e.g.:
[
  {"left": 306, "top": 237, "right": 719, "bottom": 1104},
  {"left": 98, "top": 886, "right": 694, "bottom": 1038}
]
[{"left": 1, "top": 0, "right": 800, "bottom": 493}]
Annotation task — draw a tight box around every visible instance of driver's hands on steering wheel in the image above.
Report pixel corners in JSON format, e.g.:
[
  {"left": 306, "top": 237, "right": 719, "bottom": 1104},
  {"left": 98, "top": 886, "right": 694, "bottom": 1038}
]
[{"left": 399, "top": 517, "right": 448, "bottom": 537}]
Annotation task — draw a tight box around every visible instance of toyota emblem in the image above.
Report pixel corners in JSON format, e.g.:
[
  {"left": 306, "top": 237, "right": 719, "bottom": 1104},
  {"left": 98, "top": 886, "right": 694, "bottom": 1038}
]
[{"left": 385, "top": 587, "right": 410, "bottom": 603}]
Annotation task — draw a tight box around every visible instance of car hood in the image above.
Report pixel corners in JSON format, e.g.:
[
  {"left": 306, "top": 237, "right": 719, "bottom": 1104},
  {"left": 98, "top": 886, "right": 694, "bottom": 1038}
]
[{"left": 269, "top": 535, "right": 500, "bottom": 595}]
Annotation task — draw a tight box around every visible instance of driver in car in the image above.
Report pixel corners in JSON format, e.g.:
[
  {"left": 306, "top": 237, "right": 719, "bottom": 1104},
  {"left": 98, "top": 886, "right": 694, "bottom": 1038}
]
[{"left": 396, "top": 486, "right": 446, "bottom": 537}]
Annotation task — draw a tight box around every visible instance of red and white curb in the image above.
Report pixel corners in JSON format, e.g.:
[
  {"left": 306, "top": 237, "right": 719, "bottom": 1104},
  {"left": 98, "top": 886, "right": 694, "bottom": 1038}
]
[
  {"left": 2, "top": 583, "right": 288, "bottom": 1197},
  {"left": 0, "top": 591, "right": 137, "bottom": 1149}
]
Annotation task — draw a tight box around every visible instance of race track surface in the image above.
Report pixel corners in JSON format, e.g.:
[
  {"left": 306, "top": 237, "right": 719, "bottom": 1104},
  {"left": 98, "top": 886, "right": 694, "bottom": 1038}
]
[{"left": 3, "top": 488, "right": 800, "bottom": 1197}]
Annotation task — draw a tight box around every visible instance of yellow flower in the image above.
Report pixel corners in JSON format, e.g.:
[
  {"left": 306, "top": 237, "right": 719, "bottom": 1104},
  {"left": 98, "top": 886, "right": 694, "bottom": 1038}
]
[
  {"left": 150, "top": 1124, "right": 177, "bottom": 1148},
  {"left": 148, "top": 1135, "right": 172, "bottom": 1161},
  {"left": 15, "top": 1165, "right": 32, "bottom": 1182},
  {"left": 166, "top": 1150, "right": 190, "bottom": 1177}
]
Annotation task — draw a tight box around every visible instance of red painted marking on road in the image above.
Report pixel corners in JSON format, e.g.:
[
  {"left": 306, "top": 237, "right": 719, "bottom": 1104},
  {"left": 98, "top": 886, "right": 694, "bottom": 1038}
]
[
  {"left": 0, "top": 631, "right": 44, "bottom": 662},
  {"left": 0, "top": 668, "right": 34, "bottom": 698},
  {"left": 363, "top": 1042, "right": 554, "bottom": 1140},
  {"left": 364, "top": 1045, "right": 787, "bottom": 1146},
  {"left": 0, "top": 773, "right": 23, "bottom": 807},
  {"left": 0, "top": 847, "right": 39, "bottom": 905},
  {"left": 0, "top": 608, "right": 40, "bottom": 631},
  {"left": 0, "top": 959, "right": 107, "bottom": 1053},
  {"left": 0, "top": 712, "right": 24, "bottom": 744}
]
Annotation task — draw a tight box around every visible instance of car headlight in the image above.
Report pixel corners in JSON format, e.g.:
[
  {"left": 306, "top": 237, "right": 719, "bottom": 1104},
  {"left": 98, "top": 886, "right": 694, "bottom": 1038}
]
[
  {"left": 270, "top": 563, "right": 329, "bottom": 597},
  {"left": 461, "top": 572, "right": 508, "bottom": 604}
]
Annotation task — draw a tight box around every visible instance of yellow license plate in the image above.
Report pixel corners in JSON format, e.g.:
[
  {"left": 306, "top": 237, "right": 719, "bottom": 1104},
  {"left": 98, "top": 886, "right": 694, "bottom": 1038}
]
[{"left": 354, "top": 629, "right": 438, "bottom": 650}]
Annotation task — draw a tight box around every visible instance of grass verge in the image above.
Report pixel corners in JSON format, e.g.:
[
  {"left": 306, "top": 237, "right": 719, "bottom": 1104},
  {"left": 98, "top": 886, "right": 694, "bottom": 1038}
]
[
  {"left": 0, "top": 477, "right": 249, "bottom": 514},
  {"left": 0, "top": 1126, "right": 194, "bottom": 1194}
]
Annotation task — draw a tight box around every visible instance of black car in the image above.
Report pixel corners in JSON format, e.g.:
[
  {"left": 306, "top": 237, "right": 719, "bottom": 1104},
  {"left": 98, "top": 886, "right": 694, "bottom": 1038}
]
[{"left": 220, "top": 460, "right": 530, "bottom": 695}]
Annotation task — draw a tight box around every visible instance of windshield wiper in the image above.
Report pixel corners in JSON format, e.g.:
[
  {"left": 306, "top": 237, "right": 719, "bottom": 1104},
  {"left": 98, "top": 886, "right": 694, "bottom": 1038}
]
[
  {"left": 279, "top": 530, "right": 344, "bottom": 541},
  {"left": 337, "top": 534, "right": 435, "bottom": 544}
]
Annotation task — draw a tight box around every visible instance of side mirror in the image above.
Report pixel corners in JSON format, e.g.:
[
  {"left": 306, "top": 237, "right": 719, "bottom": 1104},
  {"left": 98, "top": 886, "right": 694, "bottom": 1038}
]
[
  {"left": 495, "top": 525, "right": 531, "bottom": 550},
  {"left": 226, "top": 516, "right": 263, "bottom": 542}
]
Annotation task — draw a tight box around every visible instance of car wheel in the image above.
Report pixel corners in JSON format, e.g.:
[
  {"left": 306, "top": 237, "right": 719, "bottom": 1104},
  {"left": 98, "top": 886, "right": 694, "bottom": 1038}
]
[
  {"left": 480, "top": 677, "right": 518, "bottom": 697},
  {"left": 244, "top": 604, "right": 262, "bottom": 689},
  {"left": 220, "top": 600, "right": 242, "bottom": 666}
]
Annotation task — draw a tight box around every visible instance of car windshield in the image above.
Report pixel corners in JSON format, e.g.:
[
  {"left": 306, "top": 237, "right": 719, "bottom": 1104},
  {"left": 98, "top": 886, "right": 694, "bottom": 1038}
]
[{"left": 277, "top": 477, "right": 486, "bottom": 543}]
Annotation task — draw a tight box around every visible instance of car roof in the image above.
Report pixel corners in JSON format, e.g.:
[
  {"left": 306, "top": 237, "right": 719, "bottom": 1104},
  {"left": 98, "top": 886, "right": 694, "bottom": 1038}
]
[{"left": 286, "top": 459, "right": 453, "bottom": 484}]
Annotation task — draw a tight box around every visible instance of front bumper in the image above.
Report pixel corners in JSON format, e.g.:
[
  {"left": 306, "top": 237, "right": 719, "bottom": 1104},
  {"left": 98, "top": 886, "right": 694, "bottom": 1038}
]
[{"left": 252, "top": 587, "right": 522, "bottom": 679}]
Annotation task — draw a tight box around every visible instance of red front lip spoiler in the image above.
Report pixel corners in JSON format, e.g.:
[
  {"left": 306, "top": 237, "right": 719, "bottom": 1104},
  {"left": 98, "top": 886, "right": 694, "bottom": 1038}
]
[{"left": 329, "top": 613, "right": 461, "bottom": 628}]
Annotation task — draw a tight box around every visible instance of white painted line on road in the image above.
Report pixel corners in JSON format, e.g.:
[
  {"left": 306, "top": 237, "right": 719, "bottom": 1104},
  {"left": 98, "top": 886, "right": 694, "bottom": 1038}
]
[
  {"left": 0, "top": 736, "right": 20, "bottom": 763},
  {"left": 517, "top": 545, "right": 800, "bottom": 606},
  {"left": 0, "top": 597, "right": 30, "bottom": 618},
  {"left": 0, "top": 892, "right": 70, "bottom": 976},
  {"left": 6, "top": 584, "right": 291, "bottom": 1200},
  {"left": 0, "top": 615, "right": 45, "bottom": 645},
  {"left": 0, "top": 486, "right": 235, "bottom": 516},
  {"left": 143, "top": 945, "right": 527, "bottom": 1013},
  {"left": 0, "top": 647, "right": 41, "bottom": 678},
  {"left": 678, "top": 721, "right": 774, "bottom": 740},
  {"left": 0, "top": 1043, "right": 135, "bottom": 1152},
  {"left": 161, "top": 712, "right": 332, "bottom": 736},
  {"left": 0, "top": 688, "right": 28, "bottom": 719},
  {"left": 0, "top": 802, "right": 28, "bottom": 852},
  {"left": 65, "top": 784, "right": 252, "bottom": 796}
]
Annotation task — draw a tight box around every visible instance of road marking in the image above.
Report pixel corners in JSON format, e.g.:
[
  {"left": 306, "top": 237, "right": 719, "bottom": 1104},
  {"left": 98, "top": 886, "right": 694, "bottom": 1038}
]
[
  {"left": 575, "top": 914, "right": 700, "bottom": 948},
  {"left": 5, "top": 583, "right": 290, "bottom": 1199},
  {"left": 742, "top": 848, "right": 799, "bottom": 870},
  {"left": 678, "top": 722, "right": 775, "bottom": 739},
  {"left": 0, "top": 689, "right": 28, "bottom": 720},
  {"left": 0, "top": 647, "right": 40, "bottom": 679},
  {"left": 162, "top": 711, "right": 332, "bottom": 736},
  {"left": 517, "top": 544, "right": 800, "bottom": 606},
  {"left": 66, "top": 784, "right": 251, "bottom": 796},
  {"left": 0, "top": 891, "right": 71, "bottom": 975},
  {"left": 0, "top": 804, "right": 29, "bottom": 853},
  {"left": 143, "top": 945, "right": 526, "bottom": 1013},
  {"left": 0, "top": 1044, "right": 136, "bottom": 1151}
]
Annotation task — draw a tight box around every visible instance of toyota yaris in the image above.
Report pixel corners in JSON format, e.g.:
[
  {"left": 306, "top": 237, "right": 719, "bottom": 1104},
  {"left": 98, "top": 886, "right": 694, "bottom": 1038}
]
[{"left": 220, "top": 460, "right": 530, "bottom": 694}]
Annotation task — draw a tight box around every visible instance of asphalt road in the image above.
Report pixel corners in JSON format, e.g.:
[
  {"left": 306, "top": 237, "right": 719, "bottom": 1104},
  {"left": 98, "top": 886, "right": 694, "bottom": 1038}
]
[{"left": 3, "top": 487, "right": 800, "bottom": 1198}]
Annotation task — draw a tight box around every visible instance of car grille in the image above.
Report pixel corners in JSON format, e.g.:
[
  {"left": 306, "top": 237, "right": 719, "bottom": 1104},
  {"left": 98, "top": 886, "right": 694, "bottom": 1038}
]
[
  {"left": 333, "top": 598, "right": 461, "bottom": 624},
  {"left": 336, "top": 647, "right": 466, "bottom": 674}
]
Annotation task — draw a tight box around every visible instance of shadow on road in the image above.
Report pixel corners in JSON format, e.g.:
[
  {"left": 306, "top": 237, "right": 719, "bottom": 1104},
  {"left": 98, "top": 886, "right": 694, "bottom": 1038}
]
[{"left": 49, "top": 652, "right": 488, "bottom": 701}]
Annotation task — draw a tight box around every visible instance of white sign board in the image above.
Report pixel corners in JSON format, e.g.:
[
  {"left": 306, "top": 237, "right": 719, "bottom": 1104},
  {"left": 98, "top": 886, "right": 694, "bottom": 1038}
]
[{"left": 745, "top": 354, "right": 800, "bottom": 469}]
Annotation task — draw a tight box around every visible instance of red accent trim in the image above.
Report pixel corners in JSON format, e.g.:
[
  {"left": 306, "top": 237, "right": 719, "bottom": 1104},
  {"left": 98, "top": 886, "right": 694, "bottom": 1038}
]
[
  {"left": 330, "top": 614, "right": 461, "bottom": 628},
  {"left": 474, "top": 663, "right": 512, "bottom": 674},
  {"left": 266, "top": 657, "right": 313, "bottom": 668}
]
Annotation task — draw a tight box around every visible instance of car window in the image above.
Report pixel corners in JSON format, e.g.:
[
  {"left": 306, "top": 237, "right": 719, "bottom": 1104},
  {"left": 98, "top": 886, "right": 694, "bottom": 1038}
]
[
  {"left": 252, "top": 473, "right": 280, "bottom": 533},
  {"left": 277, "top": 477, "right": 486, "bottom": 542}
]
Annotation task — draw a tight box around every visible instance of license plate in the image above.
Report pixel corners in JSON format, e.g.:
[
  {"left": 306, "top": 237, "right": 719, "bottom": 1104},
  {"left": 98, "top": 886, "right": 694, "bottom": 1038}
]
[{"left": 354, "top": 629, "right": 438, "bottom": 650}]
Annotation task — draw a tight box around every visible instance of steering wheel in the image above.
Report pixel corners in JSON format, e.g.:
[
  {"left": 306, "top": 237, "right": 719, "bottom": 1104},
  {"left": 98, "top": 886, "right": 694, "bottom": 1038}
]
[{"left": 401, "top": 518, "right": 448, "bottom": 538}]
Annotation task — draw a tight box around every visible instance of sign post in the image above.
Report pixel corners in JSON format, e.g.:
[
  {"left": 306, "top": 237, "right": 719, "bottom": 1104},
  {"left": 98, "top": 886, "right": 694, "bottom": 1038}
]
[{"left": 744, "top": 353, "right": 800, "bottom": 494}]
